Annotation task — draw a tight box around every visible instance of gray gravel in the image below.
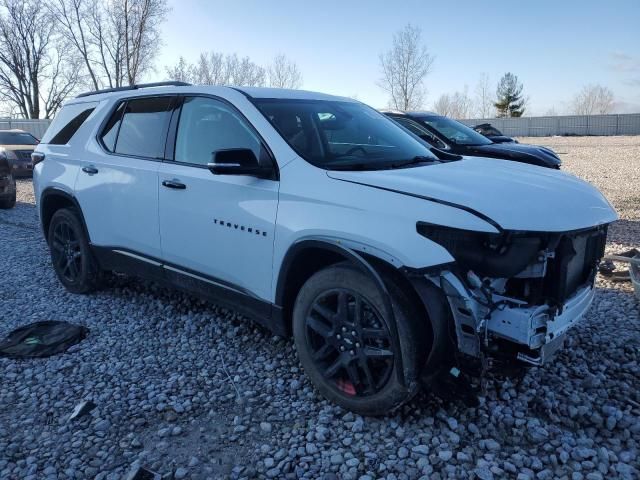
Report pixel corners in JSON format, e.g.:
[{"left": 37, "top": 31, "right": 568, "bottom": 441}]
[{"left": 1, "top": 136, "right": 639, "bottom": 480}]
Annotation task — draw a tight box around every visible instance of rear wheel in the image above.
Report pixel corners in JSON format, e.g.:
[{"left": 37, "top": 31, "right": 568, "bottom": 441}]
[
  {"left": 48, "top": 208, "right": 102, "bottom": 293},
  {"left": 293, "top": 263, "right": 429, "bottom": 415}
]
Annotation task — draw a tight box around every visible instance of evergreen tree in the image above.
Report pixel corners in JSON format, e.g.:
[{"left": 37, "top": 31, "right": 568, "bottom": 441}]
[{"left": 494, "top": 73, "right": 525, "bottom": 117}]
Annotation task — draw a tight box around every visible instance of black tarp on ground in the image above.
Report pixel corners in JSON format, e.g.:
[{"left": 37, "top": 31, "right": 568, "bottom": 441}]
[{"left": 0, "top": 321, "right": 88, "bottom": 359}]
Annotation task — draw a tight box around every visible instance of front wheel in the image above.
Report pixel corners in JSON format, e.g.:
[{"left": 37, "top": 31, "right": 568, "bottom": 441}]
[
  {"left": 48, "top": 208, "right": 102, "bottom": 294},
  {"left": 293, "top": 263, "right": 429, "bottom": 415}
]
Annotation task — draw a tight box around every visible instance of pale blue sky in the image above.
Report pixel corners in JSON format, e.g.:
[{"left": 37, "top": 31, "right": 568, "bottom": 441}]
[{"left": 155, "top": 0, "right": 640, "bottom": 114}]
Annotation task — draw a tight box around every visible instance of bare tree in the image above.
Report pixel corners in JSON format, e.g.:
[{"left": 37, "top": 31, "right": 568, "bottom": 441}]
[
  {"left": 167, "top": 52, "right": 266, "bottom": 87},
  {"left": 378, "top": 24, "right": 435, "bottom": 110},
  {"left": 432, "top": 88, "right": 473, "bottom": 119},
  {"left": 121, "top": 0, "right": 167, "bottom": 85},
  {"left": 226, "top": 54, "right": 265, "bottom": 86},
  {"left": 268, "top": 54, "right": 302, "bottom": 89},
  {"left": 432, "top": 94, "right": 453, "bottom": 117},
  {"left": 474, "top": 73, "right": 493, "bottom": 118},
  {"left": 165, "top": 56, "right": 193, "bottom": 83},
  {"left": 570, "top": 84, "right": 615, "bottom": 115},
  {"left": 51, "top": 0, "right": 168, "bottom": 89},
  {"left": 0, "top": 0, "right": 81, "bottom": 118}
]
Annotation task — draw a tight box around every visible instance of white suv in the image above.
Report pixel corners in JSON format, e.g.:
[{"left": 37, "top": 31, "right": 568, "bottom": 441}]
[{"left": 33, "top": 83, "right": 617, "bottom": 415}]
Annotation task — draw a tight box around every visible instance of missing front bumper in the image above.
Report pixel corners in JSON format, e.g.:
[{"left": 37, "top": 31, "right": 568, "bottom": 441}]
[{"left": 432, "top": 271, "right": 595, "bottom": 365}]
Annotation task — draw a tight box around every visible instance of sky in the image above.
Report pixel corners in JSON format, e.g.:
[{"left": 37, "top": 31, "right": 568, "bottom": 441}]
[{"left": 155, "top": 0, "right": 640, "bottom": 115}]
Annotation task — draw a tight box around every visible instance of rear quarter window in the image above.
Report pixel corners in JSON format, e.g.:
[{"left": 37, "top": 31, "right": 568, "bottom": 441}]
[{"left": 40, "top": 102, "right": 98, "bottom": 144}]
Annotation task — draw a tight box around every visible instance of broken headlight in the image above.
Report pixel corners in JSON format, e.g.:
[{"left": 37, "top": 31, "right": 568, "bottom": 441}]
[{"left": 417, "top": 222, "right": 541, "bottom": 278}]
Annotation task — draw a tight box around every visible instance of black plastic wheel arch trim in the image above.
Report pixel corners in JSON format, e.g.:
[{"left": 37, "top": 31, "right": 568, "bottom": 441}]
[
  {"left": 277, "top": 239, "right": 407, "bottom": 388},
  {"left": 40, "top": 187, "right": 92, "bottom": 242}
]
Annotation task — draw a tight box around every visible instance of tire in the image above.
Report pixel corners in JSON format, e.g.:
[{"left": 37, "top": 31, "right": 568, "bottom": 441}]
[
  {"left": 293, "top": 263, "right": 430, "bottom": 415},
  {"left": 0, "top": 192, "right": 15, "bottom": 209},
  {"left": 0, "top": 177, "right": 16, "bottom": 209},
  {"left": 47, "top": 208, "right": 102, "bottom": 294}
]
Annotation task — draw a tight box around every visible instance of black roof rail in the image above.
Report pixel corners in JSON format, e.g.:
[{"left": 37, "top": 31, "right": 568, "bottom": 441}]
[{"left": 75, "top": 81, "right": 191, "bottom": 99}]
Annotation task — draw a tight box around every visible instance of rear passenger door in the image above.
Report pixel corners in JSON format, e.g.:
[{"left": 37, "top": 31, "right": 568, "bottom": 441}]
[
  {"left": 157, "top": 95, "right": 279, "bottom": 302},
  {"left": 74, "top": 96, "right": 174, "bottom": 260}
]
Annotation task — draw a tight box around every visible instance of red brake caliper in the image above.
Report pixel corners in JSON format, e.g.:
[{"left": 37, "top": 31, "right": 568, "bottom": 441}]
[{"left": 336, "top": 378, "right": 356, "bottom": 396}]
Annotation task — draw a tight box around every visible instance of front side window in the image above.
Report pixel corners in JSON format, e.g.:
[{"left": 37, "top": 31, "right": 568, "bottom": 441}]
[
  {"left": 107, "top": 97, "right": 173, "bottom": 158},
  {"left": 174, "top": 96, "right": 261, "bottom": 166},
  {"left": 254, "top": 99, "right": 437, "bottom": 170},
  {"left": 420, "top": 116, "right": 493, "bottom": 146}
]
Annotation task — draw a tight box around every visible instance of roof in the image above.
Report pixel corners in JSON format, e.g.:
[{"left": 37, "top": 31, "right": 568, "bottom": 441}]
[
  {"left": 234, "top": 87, "right": 356, "bottom": 102},
  {"left": 379, "top": 109, "right": 406, "bottom": 115},
  {"left": 70, "top": 81, "right": 356, "bottom": 104},
  {"left": 406, "top": 111, "right": 439, "bottom": 116}
]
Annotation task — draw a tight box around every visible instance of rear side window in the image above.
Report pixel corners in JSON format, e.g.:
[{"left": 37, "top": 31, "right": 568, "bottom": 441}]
[
  {"left": 40, "top": 102, "right": 98, "bottom": 144},
  {"left": 106, "top": 97, "right": 173, "bottom": 158}
]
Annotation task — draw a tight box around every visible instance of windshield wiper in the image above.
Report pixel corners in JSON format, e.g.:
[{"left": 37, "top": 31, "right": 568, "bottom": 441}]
[
  {"left": 327, "top": 162, "right": 378, "bottom": 171},
  {"left": 388, "top": 155, "right": 437, "bottom": 169}
]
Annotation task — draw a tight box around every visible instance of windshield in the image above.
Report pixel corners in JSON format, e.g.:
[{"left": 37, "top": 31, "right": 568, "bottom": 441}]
[
  {"left": 0, "top": 131, "right": 38, "bottom": 145},
  {"left": 419, "top": 116, "right": 493, "bottom": 146},
  {"left": 253, "top": 99, "right": 438, "bottom": 170}
]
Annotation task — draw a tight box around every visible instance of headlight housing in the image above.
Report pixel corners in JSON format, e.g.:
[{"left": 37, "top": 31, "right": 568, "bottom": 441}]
[{"left": 417, "top": 222, "right": 541, "bottom": 278}]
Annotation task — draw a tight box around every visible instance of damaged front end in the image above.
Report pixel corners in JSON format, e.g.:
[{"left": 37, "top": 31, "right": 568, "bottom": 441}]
[{"left": 418, "top": 222, "right": 608, "bottom": 367}]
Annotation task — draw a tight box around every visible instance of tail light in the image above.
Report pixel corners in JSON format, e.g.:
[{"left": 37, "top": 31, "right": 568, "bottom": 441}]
[{"left": 31, "top": 152, "right": 45, "bottom": 166}]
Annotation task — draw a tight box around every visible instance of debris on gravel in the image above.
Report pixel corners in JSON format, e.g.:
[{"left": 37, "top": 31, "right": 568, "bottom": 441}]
[{"left": 1, "top": 136, "right": 639, "bottom": 479}]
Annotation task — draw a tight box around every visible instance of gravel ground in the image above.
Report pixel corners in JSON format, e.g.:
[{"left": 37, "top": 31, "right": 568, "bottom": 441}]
[{"left": 1, "top": 136, "right": 639, "bottom": 480}]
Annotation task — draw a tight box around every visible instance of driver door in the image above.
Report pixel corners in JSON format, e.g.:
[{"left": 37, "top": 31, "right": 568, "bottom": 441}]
[{"left": 158, "top": 96, "right": 279, "bottom": 302}]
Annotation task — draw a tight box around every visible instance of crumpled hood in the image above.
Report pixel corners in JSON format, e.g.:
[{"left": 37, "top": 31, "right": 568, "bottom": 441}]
[
  {"left": 469, "top": 142, "right": 561, "bottom": 167},
  {"left": 327, "top": 157, "right": 617, "bottom": 232}
]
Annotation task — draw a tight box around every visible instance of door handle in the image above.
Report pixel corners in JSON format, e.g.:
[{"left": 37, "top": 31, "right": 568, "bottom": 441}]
[
  {"left": 82, "top": 166, "right": 98, "bottom": 175},
  {"left": 162, "top": 179, "right": 187, "bottom": 190}
]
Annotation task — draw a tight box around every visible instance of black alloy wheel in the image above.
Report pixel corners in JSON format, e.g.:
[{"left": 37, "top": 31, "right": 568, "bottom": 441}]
[
  {"left": 305, "top": 289, "right": 394, "bottom": 397},
  {"left": 50, "top": 220, "right": 82, "bottom": 283},
  {"left": 47, "top": 208, "right": 102, "bottom": 294},
  {"left": 293, "top": 263, "right": 428, "bottom": 415}
]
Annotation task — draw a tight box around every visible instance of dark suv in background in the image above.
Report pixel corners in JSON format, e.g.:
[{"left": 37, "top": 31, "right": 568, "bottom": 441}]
[
  {"left": 383, "top": 111, "right": 561, "bottom": 169},
  {"left": 0, "top": 129, "right": 39, "bottom": 177}
]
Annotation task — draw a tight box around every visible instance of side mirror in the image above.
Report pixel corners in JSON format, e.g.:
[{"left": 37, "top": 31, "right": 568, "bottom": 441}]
[{"left": 207, "top": 148, "right": 274, "bottom": 179}]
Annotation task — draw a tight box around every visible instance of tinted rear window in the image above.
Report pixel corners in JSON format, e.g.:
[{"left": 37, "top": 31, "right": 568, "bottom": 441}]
[
  {"left": 0, "top": 131, "right": 39, "bottom": 145},
  {"left": 112, "top": 97, "right": 173, "bottom": 158},
  {"left": 40, "top": 102, "right": 98, "bottom": 144}
]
